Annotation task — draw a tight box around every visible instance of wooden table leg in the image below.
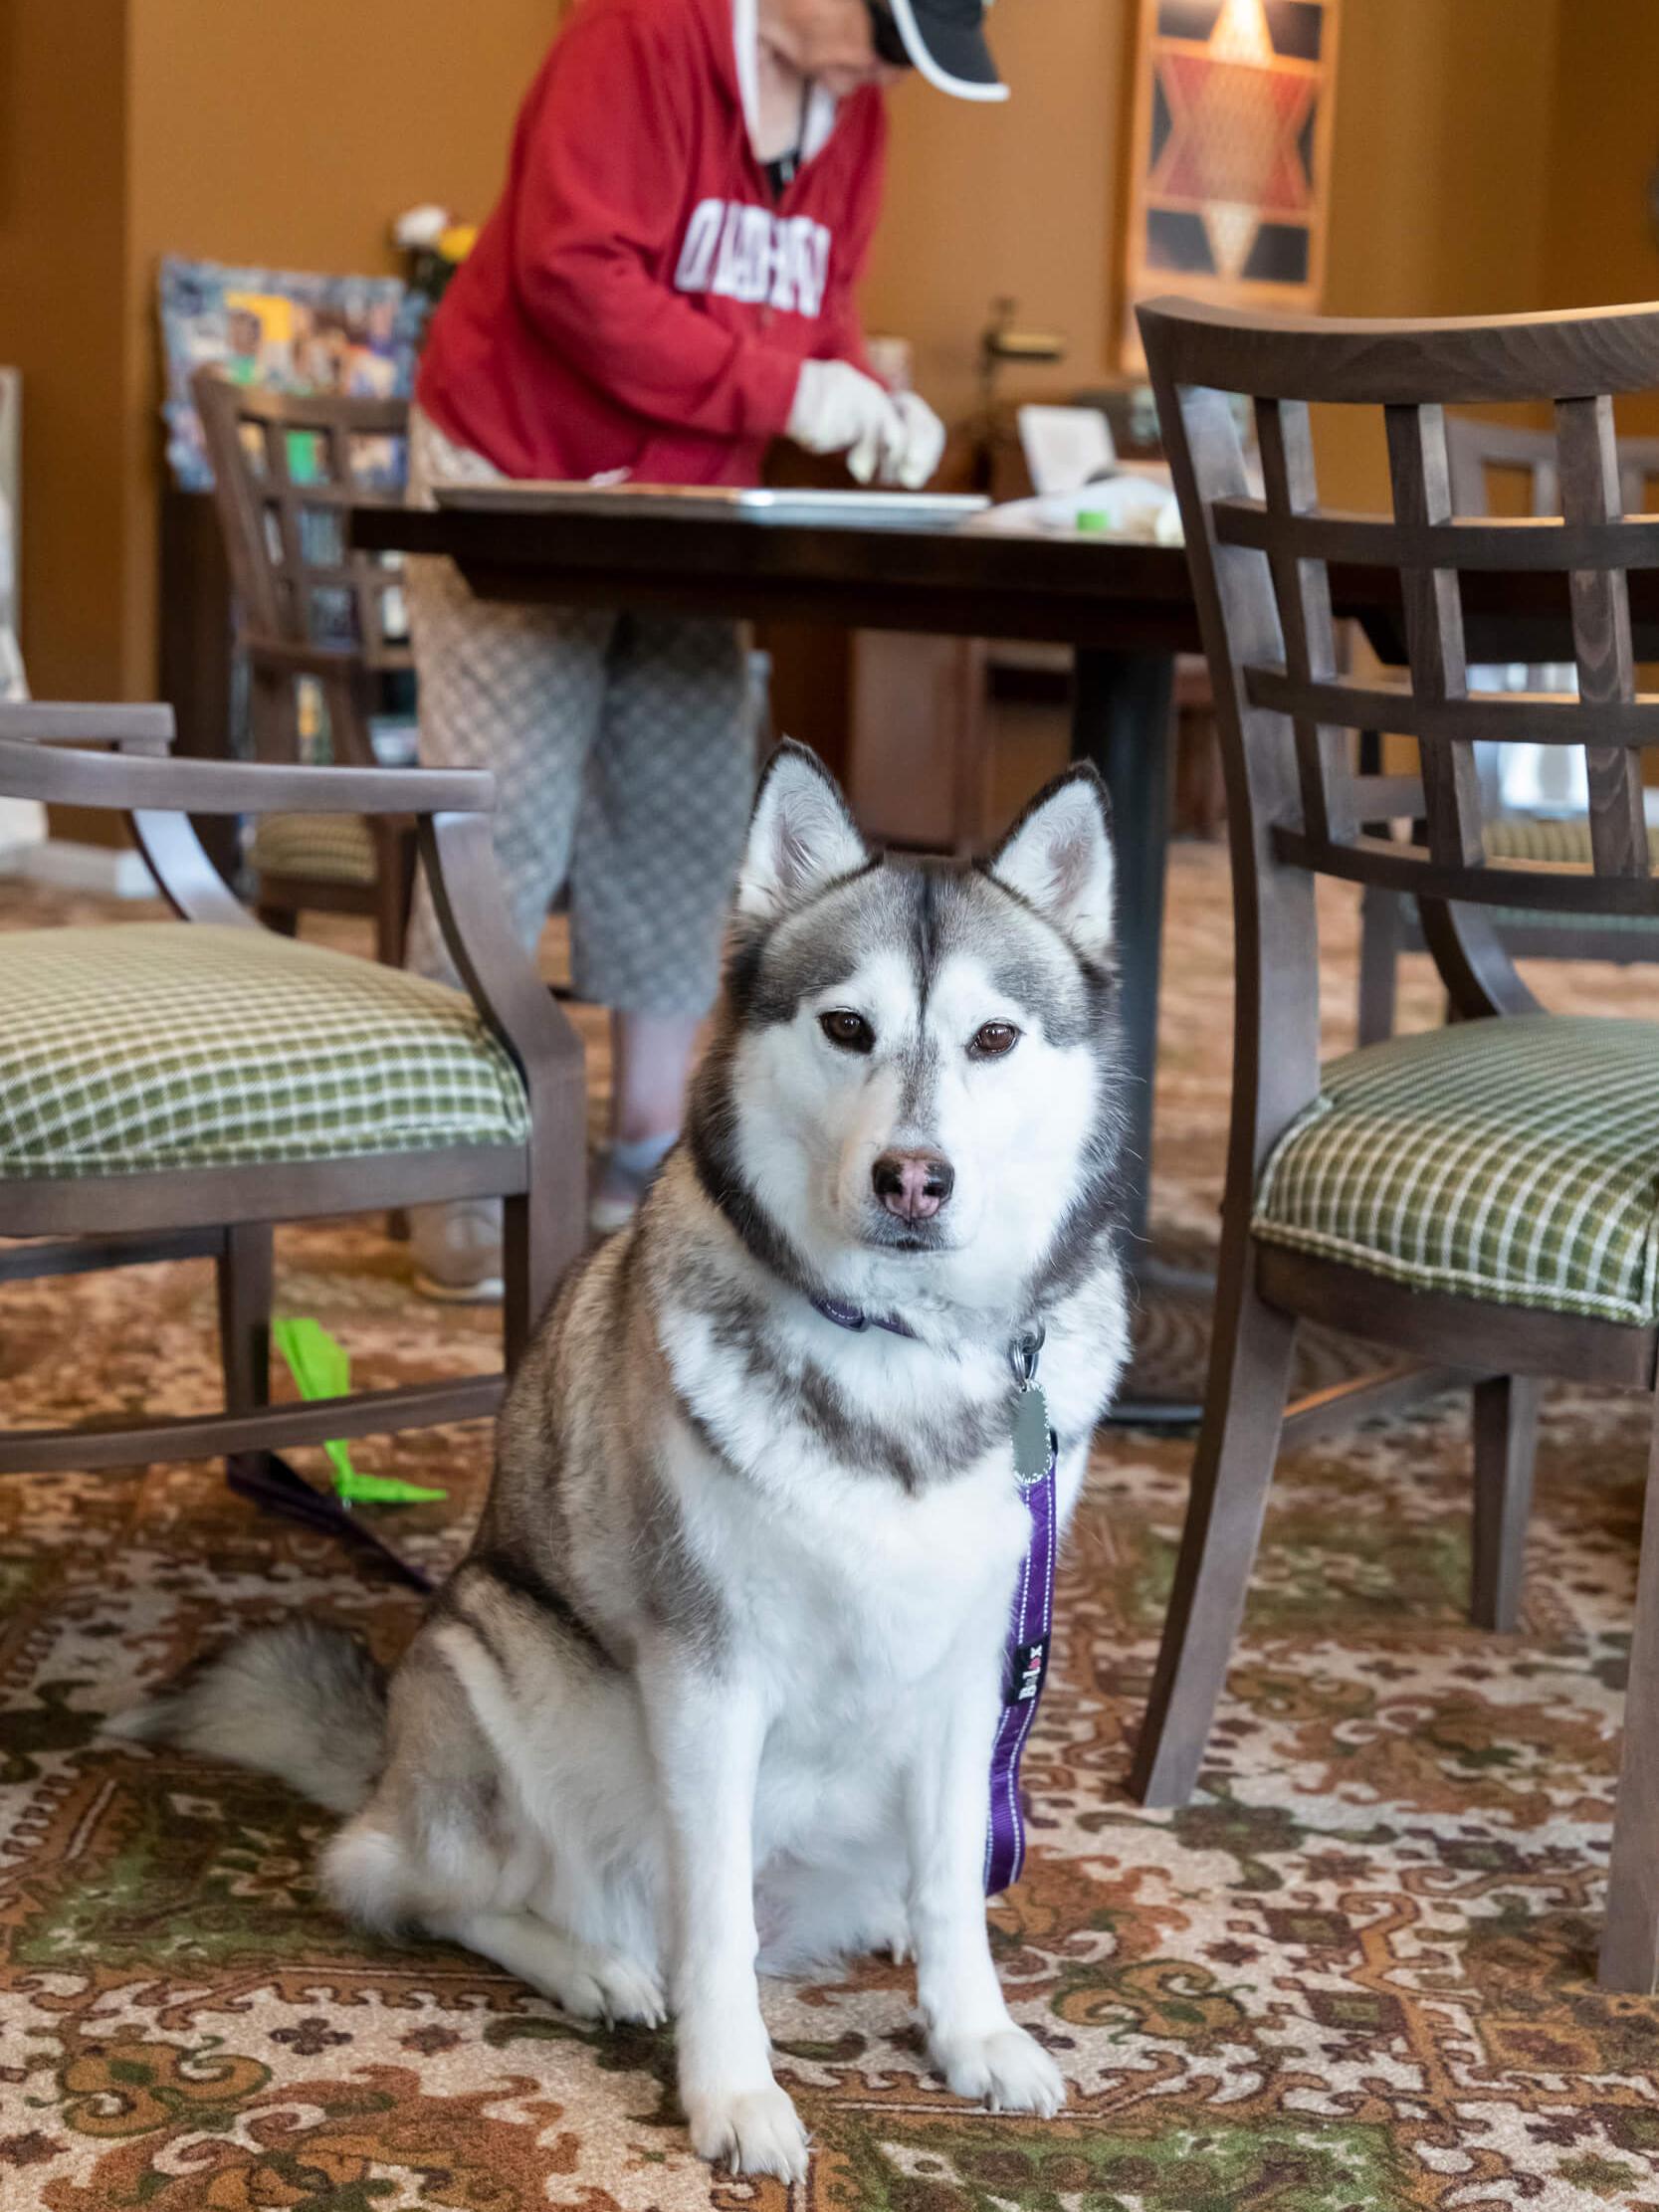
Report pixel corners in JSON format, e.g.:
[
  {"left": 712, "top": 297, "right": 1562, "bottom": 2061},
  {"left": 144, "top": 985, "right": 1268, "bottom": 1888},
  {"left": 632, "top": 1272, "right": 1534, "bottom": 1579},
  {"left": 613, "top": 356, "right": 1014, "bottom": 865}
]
[
  {"left": 1070, "top": 648, "right": 1199, "bottom": 1429},
  {"left": 1070, "top": 647, "right": 1174, "bottom": 1261}
]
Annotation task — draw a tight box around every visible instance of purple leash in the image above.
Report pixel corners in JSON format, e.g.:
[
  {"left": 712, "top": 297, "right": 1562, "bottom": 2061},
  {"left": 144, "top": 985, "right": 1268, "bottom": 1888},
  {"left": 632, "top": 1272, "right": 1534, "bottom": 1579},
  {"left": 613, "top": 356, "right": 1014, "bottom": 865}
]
[
  {"left": 811, "top": 1297, "right": 1058, "bottom": 1896},
  {"left": 983, "top": 1419, "right": 1056, "bottom": 1896}
]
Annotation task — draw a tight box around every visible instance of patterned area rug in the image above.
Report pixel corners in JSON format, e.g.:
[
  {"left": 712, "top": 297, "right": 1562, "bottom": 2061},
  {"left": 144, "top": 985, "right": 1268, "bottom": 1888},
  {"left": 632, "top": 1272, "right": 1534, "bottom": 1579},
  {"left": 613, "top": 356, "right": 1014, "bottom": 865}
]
[{"left": 4, "top": 854, "right": 1659, "bottom": 2211}]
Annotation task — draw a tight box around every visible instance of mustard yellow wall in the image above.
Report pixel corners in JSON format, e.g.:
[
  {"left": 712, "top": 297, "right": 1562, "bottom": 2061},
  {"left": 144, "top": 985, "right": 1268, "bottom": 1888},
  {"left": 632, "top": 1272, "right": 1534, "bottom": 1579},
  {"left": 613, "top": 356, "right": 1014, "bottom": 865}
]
[
  {"left": 0, "top": 0, "right": 130, "bottom": 700},
  {"left": 1541, "top": 0, "right": 1659, "bottom": 437},
  {"left": 1314, "top": 0, "right": 1562, "bottom": 505}
]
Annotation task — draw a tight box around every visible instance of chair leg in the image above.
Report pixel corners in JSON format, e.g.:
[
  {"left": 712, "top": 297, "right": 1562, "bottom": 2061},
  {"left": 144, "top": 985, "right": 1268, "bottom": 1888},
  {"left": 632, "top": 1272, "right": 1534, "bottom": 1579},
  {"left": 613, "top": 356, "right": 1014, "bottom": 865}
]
[
  {"left": 1599, "top": 1387, "right": 1659, "bottom": 1991},
  {"left": 378, "top": 836, "right": 416, "bottom": 1234},
  {"left": 256, "top": 903, "right": 300, "bottom": 938},
  {"left": 217, "top": 1222, "right": 274, "bottom": 1472},
  {"left": 1130, "top": 1246, "right": 1299, "bottom": 1807},
  {"left": 1356, "top": 885, "right": 1403, "bottom": 1048},
  {"left": 1470, "top": 1374, "right": 1540, "bottom": 1632},
  {"left": 503, "top": 1068, "right": 589, "bottom": 1376}
]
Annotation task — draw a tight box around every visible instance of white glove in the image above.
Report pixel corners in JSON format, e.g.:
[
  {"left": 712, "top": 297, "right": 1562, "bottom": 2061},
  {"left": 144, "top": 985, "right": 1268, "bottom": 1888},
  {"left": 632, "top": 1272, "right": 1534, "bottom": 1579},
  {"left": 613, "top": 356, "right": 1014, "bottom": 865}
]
[
  {"left": 786, "top": 358, "right": 906, "bottom": 485},
  {"left": 890, "top": 389, "right": 945, "bottom": 490}
]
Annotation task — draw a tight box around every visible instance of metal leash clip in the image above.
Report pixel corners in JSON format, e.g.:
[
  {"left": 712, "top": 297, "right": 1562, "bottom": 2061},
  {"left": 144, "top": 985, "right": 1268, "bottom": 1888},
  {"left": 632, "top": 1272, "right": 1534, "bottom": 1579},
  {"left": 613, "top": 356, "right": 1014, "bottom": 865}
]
[
  {"left": 1009, "top": 1319, "right": 1045, "bottom": 1389},
  {"left": 1009, "top": 1321, "right": 1052, "bottom": 1486}
]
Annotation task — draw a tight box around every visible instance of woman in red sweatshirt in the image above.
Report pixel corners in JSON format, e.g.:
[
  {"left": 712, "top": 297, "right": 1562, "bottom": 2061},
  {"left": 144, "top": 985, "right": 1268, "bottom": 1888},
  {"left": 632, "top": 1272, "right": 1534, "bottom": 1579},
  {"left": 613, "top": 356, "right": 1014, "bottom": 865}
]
[{"left": 406, "top": 0, "right": 1004, "bottom": 1298}]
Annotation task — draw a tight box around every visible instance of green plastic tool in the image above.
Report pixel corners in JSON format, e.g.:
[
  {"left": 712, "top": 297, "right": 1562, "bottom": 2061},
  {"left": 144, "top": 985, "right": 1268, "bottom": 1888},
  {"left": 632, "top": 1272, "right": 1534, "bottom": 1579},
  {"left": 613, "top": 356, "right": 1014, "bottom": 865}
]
[{"left": 271, "top": 1316, "right": 447, "bottom": 1505}]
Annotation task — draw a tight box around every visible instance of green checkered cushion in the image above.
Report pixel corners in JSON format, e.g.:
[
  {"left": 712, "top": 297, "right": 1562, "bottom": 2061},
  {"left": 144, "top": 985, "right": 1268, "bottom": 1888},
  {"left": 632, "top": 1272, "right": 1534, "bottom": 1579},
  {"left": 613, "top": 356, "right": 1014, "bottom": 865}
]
[
  {"left": 250, "top": 811, "right": 377, "bottom": 887},
  {"left": 0, "top": 923, "right": 528, "bottom": 1178},
  {"left": 1479, "top": 816, "right": 1659, "bottom": 937},
  {"left": 1253, "top": 1016, "right": 1659, "bottom": 1324},
  {"left": 1485, "top": 814, "right": 1659, "bottom": 867}
]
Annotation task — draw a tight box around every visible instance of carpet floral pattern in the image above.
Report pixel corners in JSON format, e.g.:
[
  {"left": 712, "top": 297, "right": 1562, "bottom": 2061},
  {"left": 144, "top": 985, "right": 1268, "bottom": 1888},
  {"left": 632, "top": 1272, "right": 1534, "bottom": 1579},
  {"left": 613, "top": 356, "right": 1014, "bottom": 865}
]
[{"left": 3, "top": 856, "right": 1659, "bottom": 2210}]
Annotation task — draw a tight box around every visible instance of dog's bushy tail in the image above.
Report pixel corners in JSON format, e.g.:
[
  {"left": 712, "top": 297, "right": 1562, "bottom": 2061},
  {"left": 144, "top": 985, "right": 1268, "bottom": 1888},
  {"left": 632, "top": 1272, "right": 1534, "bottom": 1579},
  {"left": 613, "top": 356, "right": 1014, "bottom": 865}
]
[{"left": 108, "top": 1619, "right": 388, "bottom": 1815}]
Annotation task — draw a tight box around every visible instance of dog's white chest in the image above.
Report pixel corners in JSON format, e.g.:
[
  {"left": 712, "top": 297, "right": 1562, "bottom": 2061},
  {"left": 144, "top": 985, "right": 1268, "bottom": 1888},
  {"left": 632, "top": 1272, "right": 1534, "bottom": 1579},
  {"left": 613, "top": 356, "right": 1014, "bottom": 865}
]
[
  {"left": 728, "top": 1461, "right": 1029, "bottom": 1861},
  {"left": 704, "top": 1444, "right": 1030, "bottom": 1719}
]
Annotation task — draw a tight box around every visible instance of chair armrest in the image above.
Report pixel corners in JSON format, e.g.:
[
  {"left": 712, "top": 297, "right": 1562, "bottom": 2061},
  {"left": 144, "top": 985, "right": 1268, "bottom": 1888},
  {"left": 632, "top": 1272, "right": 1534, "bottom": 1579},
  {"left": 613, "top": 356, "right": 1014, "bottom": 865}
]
[
  {"left": 245, "top": 637, "right": 367, "bottom": 680},
  {"left": 0, "top": 738, "right": 493, "bottom": 818},
  {"left": 0, "top": 702, "right": 175, "bottom": 754}
]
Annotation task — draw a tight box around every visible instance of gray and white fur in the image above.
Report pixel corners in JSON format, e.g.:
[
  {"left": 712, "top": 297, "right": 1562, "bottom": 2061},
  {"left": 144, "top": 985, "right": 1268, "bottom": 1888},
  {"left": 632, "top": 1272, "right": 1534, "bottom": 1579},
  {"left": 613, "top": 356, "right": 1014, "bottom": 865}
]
[{"left": 113, "top": 744, "right": 1131, "bottom": 2180}]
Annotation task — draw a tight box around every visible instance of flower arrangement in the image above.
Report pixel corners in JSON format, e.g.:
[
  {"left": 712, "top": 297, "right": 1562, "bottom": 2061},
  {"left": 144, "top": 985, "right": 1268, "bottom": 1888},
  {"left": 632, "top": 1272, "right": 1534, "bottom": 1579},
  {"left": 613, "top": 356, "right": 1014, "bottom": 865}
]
[{"left": 393, "top": 205, "right": 479, "bottom": 309}]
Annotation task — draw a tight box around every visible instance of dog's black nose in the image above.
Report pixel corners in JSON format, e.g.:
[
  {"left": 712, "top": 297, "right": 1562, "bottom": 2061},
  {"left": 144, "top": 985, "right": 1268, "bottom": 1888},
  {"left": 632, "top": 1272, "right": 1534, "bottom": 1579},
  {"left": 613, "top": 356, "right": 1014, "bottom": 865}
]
[{"left": 872, "top": 1149, "right": 954, "bottom": 1222}]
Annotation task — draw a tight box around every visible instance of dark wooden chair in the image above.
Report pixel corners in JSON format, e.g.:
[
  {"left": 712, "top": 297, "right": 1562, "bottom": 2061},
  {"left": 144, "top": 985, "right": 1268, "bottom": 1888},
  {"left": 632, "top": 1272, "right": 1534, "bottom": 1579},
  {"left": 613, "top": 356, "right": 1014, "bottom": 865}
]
[
  {"left": 0, "top": 701, "right": 585, "bottom": 1479},
  {"left": 193, "top": 370, "right": 419, "bottom": 965},
  {"left": 1356, "top": 415, "right": 1659, "bottom": 1045},
  {"left": 1134, "top": 295, "right": 1659, "bottom": 1992}
]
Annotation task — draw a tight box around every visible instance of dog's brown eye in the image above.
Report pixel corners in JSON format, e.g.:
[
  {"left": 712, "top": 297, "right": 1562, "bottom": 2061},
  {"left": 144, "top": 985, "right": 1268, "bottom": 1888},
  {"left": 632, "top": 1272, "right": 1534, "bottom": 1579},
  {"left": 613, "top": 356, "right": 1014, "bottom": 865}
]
[
  {"left": 970, "top": 1021, "right": 1019, "bottom": 1059},
  {"left": 819, "top": 1009, "right": 875, "bottom": 1054}
]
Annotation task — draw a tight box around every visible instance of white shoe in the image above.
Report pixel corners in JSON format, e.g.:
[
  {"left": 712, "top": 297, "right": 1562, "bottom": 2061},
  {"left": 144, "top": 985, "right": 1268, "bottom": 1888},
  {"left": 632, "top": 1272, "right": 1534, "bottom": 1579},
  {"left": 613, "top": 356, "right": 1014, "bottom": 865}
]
[
  {"left": 587, "top": 1136, "right": 677, "bottom": 1239},
  {"left": 588, "top": 1187, "right": 641, "bottom": 1238},
  {"left": 410, "top": 1199, "right": 504, "bottom": 1303}
]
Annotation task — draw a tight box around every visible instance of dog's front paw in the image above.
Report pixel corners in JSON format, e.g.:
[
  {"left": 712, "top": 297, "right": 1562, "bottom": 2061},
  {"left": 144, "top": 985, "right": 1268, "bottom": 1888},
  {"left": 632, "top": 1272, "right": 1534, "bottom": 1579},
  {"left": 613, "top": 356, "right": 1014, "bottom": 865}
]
[
  {"left": 687, "top": 2083, "right": 810, "bottom": 2180},
  {"left": 933, "top": 2025, "right": 1066, "bottom": 2116},
  {"left": 872, "top": 1911, "right": 912, "bottom": 1965},
  {"left": 587, "top": 1950, "right": 668, "bottom": 2029}
]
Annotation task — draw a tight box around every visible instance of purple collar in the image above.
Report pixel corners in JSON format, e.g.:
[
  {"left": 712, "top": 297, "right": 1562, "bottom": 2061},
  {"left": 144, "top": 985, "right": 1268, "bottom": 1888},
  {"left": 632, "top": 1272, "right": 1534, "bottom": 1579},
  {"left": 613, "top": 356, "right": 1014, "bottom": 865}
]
[{"left": 809, "top": 1295, "right": 919, "bottom": 1340}]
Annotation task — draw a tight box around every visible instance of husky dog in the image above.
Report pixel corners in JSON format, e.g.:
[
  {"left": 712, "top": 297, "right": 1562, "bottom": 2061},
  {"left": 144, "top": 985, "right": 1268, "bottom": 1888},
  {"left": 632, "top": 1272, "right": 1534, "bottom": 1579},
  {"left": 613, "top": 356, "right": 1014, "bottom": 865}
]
[{"left": 115, "top": 745, "right": 1130, "bottom": 2180}]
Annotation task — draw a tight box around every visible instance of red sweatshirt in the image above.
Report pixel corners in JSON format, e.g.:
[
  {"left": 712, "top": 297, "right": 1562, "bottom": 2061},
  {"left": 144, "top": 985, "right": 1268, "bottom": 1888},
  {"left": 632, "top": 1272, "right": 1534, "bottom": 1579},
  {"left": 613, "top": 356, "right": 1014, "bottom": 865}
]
[{"left": 416, "top": 0, "right": 888, "bottom": 487}]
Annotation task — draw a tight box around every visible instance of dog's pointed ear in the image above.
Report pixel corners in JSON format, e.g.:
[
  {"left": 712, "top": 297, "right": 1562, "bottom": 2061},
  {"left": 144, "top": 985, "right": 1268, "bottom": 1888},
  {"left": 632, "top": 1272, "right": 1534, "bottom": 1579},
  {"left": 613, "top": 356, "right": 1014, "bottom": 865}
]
[
  {"left": 737, "top": 741, "right": 869, "bottom": 922},
  {"left": 987, "top": 765, "right": 1115, "bottom": 962}
]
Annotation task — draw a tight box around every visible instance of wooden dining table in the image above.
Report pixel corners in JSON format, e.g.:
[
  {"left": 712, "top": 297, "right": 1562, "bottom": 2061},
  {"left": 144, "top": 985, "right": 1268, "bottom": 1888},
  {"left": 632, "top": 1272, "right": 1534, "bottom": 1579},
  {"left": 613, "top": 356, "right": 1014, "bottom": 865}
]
[{"left": 350, "top": 488, "right": 1622, "bottom": 1416}]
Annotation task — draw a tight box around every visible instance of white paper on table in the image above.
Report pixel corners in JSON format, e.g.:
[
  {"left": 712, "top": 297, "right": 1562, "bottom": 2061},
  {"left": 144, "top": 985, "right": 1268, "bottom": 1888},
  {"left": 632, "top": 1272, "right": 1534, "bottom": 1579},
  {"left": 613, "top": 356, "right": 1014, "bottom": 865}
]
[
  {"left": 1017, "top": 405, "right": 1115, "bottom": 496},
  {"left": 967, "top": 466, "right": 1183, "bottom": 543}
]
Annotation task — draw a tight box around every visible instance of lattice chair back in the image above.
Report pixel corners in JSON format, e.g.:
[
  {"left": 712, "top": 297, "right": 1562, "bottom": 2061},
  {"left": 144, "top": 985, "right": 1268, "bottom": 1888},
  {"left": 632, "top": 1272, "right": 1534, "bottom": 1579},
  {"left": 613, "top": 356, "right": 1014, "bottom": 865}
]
[
  {"left": 1141, "top": 297, "right": 1659, "bottom": 1148},
  {"left": 193, "top": 368, "right": 412, "bottom": 769}
]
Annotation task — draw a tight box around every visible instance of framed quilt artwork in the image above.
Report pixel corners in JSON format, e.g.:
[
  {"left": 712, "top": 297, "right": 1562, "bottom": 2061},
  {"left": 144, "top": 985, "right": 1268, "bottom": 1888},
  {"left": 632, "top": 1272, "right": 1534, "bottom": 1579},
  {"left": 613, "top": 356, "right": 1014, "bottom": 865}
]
[
  {"left": 157, "top": 257, "right": 427, "bottom": 494},
  {"left": 1120, "top": 0, "right": 1340, "bottom": 365}
]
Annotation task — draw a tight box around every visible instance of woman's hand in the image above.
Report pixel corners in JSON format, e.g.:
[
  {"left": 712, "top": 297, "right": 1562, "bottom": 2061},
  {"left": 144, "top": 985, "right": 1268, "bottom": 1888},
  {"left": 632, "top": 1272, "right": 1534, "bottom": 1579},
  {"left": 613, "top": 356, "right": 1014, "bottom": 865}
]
[
  {"left": 786, "top": 359, "right": 906, "bottom": 483},
  {"left": 890, "top": 390, "right": 945, "bottom": 489},
  {"left": 787, "top": 363, "right": 947, "bottom": 488}
]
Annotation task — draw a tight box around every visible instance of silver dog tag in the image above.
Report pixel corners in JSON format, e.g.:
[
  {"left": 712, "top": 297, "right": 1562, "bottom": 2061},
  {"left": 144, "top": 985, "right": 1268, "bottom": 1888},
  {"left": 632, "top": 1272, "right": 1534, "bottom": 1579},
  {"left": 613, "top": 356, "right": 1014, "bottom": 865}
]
[{"left": 1012, "top": 1382, "right": 1052, "bottom": 1486}]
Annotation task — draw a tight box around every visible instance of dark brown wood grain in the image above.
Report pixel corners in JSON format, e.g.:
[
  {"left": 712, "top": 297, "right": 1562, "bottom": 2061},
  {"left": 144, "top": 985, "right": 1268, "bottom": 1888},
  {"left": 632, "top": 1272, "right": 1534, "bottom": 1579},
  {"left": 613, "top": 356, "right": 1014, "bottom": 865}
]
[
  {"left": 0, "top": 732, "right": 490, "bottom": 816},
  {"left": 1214, "top": 500, "right": 1659, "bottom": 571},
  {"left": 1603, "top": 1408, "right": 1659, "bottom": 1989},
  {"left": 0, "top": 1377, "right": 505, "bottom": 1478},
  {"left": 1279, "top": 1361, "right": 1469, "bottom": 1454},
  {"left": 1471, "top": 1372, "right": 1541, "bottom": 1632},
  {"left": 1555, "top": 394, "right": 1647, "bottom": 878},
  {"left": 1138, "top": 294, "right": 1659, "bottom": 406},
  {"left": 356, "top": 500, "right": 1207, "bottom": 648},
  {"left": 354, "top": 487, "right": 1659, "bottom": 665},
  {"left": 0, "top": 1144, "right": 532, "bottom": 1240},
  {"left": 1252, "top": 1247, "right": 1656, "bottom": 1387},
  {"left": 1134, "top": 294, "right": 1659, "bottom": 1989},
  {"left": 1271, "top": 829, "right": 1659, "bottom": 912},
  {"left": 1254, "top": 397, "right": 1348, "bottom": 843},
  {"left": 1245, "top": 667, "right": 1659, "bottom": 751},
  {"left": 0, "top": 702, "right": 175, "bottom": 750},
  {"left": 1384, "top": 402, "right": 1484, "bottom": 868},
  {"left": 0, "top": 1228, "right": 225, "bottom": 1283}
]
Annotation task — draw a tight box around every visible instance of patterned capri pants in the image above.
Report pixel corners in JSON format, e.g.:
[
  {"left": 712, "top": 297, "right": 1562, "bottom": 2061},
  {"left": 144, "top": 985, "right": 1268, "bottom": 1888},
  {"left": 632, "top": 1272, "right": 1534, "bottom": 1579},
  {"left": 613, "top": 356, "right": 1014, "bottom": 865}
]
[{"left": 403, "top": 407, "right": 756, "bottom": 1015}]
